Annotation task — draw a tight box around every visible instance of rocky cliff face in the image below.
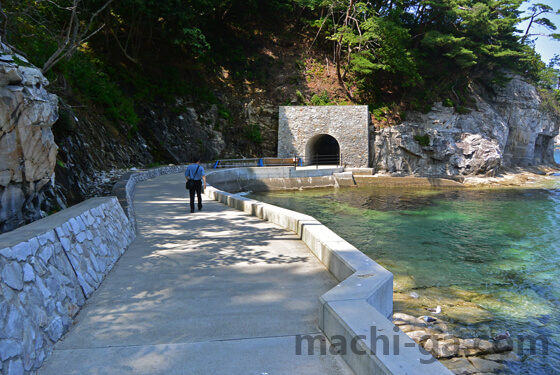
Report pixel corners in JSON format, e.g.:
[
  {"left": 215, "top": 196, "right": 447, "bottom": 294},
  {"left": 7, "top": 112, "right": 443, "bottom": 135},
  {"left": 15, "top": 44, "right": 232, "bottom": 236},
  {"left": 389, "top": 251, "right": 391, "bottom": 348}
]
[
  {"left": 3, "top": 50, "right": 556, "bottom": 234},
  {"left": 136, "top": 96, "right": 277, "bottom": 162},
  {"left": 372, "top": 76, "right": 559, "bottom": 176},
  {"left": 49, "top": 87, "right": 278, "bottom": 214},
  {"left": 0, "top": 43, "right": 59, "bottom": 232}
]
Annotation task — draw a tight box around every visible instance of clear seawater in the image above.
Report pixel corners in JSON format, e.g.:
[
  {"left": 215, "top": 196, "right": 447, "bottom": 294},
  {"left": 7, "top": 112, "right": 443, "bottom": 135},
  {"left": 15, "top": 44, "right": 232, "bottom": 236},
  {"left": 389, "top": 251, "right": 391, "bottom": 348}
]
[{"left": 249, "top": 156, "right": 560, "bottom": 374}]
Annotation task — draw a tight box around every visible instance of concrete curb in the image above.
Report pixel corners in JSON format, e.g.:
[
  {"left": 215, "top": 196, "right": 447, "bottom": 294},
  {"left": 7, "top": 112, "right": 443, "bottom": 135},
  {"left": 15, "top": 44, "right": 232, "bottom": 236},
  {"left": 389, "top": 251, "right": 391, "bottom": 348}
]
[
  {"left": 110, "top": 164, "right": 453, "bottom": 374},
  {"left": 204, "top": 168, "right": 453, "bottom": 375}
]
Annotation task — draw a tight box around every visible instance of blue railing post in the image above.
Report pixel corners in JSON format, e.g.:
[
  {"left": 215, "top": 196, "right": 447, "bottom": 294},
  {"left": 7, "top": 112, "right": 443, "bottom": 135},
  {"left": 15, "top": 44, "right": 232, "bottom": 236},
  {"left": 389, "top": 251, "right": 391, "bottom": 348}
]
[{"left": 258, "top": 159, "right": 264, "bottom": 167}]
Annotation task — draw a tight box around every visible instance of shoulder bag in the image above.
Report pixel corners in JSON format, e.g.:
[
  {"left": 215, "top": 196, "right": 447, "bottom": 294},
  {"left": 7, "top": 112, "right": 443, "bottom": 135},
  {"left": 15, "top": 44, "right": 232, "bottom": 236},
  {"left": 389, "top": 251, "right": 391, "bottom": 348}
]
[{"left": 186, "top": 165, "right": 200, "bottom": 190}]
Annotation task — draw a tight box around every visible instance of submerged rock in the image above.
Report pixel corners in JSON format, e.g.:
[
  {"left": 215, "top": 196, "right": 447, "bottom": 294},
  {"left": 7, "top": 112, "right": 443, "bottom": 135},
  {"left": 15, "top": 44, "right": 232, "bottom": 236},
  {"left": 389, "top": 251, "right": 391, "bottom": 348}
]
[
  {"left": 439, "top": 357, "right": 478, "bottom": 375},
  {"left": 393, "top": 297, "right": 515, "bottom": 374}
]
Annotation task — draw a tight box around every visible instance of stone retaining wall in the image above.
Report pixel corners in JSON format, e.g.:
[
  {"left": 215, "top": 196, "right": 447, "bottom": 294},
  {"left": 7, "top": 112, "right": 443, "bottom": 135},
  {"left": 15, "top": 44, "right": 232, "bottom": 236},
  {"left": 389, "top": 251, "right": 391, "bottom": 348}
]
[
  {"left": 0, "top": 197, "right": 134, "bottom": 374},
  {"left": 204, "top": 168, "right": 453, "bottom": 375},
  {"left": 0, "top": 163, "right": 214, "bottom": 375},
  {"left": 278, "top": 106, "right": 370, "bottom": 167}
]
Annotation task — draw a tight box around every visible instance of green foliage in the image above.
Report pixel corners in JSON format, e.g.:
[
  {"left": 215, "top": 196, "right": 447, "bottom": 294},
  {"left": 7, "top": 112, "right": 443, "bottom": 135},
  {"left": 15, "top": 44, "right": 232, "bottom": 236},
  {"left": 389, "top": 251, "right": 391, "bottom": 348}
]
[
  {"left": 56, "top": 108, "right": 75, "bottom": 133},
  {"left": 245, "top": 124, "right": 262, "bottom": 144},
  {"left": 295, "top": 59, "right": 306, "bottom": 70},
  {"left": 369, "top": 105, "right": 389, "bottom": 121},
  {"left": 175, "top": 28, "right": 211, "bottom": 55},
  {"left": 332, "top": 12, "right": 422, "bottom": 98},
  {"left": 5, "top": 0, "right": 560, "bottom": 134},
  {"left": 538, "top": 88, "right": 560, "bottom": 117},
  {"left": 421, "top": 31, "right": 477, "bottom": 69},
  {"left": 218, "top": 106, "right": 230, "bottom": 121},
  {"left": 537, "top": 56, "right": 560, "bottom": 89},
  {"left": 310, "top": 91, "right": 330, "bottom": 106},
  {"left": 455, "top": 105, "right": 470, "bottom": 115},
  {"left": 58, "top": 53, "right": 138, "bottom": 131},
  {"left": 414, "top": 134, "right": 430, "bottom": 147},
  {"left": 410, "top": 100, "right": 432, "bottom": 114}
]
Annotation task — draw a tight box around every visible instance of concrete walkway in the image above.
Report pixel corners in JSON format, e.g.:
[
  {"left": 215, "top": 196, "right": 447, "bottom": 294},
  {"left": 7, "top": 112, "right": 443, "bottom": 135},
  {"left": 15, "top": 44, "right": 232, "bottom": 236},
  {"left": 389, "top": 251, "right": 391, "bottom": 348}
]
[{"left": 40, "top": 173, "right": 353, "bottom": 375}]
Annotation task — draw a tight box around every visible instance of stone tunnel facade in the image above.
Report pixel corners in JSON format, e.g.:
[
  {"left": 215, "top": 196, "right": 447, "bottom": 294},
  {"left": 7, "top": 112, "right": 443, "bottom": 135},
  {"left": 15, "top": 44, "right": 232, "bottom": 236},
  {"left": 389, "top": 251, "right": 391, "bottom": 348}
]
[{"left": 277, "top": 106, "right": 370, "bottom": 168}]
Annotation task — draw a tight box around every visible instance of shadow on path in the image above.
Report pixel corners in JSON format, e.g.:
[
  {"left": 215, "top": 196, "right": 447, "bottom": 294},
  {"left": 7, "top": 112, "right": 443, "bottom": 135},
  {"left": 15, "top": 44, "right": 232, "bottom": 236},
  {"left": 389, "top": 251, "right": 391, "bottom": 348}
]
[{"left": 40, "top": 173, "right": 353, "bottom": 375}]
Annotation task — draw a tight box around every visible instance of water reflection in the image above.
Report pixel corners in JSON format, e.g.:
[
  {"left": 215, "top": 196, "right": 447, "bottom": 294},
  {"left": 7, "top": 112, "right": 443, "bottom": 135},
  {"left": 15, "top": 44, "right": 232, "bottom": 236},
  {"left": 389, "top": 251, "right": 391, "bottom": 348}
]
[
  {"left": 321, "top": 188, "right": 548, "bottom": 212},
  {"left": 250, "top": 184, "right": 560, "bottom": 375}
]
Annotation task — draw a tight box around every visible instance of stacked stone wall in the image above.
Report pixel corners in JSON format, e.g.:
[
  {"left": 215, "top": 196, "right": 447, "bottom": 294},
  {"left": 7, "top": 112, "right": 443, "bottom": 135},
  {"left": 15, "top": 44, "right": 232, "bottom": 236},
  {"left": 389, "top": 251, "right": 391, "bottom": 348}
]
[
  {"left": 278, "top": 106, "right": 370, "bottom": 168},
  {"left": 0, "top": 197, "right": 134, "bottom": 374}
]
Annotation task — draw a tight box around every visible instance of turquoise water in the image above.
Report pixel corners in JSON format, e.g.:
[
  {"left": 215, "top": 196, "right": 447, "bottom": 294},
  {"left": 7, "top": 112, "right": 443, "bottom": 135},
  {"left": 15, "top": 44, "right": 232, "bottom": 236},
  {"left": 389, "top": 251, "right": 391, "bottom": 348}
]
[{"left": 249, "top": 177, "right": 560, "bottom": 374}]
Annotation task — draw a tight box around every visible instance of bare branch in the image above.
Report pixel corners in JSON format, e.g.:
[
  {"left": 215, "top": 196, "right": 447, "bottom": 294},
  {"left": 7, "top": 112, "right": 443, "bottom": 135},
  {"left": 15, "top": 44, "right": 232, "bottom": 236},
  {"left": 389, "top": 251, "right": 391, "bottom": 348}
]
[
  {"left": 42, "top": 0, "right": 115, "bottom": 73},
  {"left": 334, "top": 0, "right": 356, "bottom": 102},
  {"left": 307, "top": 11, "right": 332, "bottom": 54},
  {"left": 78, "top": 0, "right": 114, "bottom": 41},
  {"left": 111, "top": 28, "right": 140, "bottom": 64}
]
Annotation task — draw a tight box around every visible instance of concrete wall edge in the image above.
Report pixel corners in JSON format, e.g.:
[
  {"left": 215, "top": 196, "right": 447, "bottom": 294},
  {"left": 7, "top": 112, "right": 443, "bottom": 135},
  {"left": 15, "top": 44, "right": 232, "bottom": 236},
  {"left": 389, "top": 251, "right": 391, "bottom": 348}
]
[{"left": 203, "top": 167, "right": 453, "bottom": 375}]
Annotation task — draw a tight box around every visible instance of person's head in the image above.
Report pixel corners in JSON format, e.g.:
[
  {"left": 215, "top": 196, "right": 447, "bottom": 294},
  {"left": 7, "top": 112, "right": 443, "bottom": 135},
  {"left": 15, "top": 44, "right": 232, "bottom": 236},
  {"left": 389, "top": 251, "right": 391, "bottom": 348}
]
[{"left": 192, "top": 156, "right": 201, "bottom": 163}]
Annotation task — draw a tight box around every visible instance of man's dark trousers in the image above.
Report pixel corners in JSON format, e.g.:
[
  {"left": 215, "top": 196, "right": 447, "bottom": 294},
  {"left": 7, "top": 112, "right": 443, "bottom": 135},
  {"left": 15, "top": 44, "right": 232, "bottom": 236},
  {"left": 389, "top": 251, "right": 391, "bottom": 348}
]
[{"left": 189, "top": 180, "right": 203, "bottom": 212}]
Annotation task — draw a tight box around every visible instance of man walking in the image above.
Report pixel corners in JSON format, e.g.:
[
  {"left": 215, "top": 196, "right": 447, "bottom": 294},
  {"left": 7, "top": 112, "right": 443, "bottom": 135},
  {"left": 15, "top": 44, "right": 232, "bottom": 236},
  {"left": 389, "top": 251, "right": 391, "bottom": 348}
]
[{"left": 185, "top": 157, "right": 207, "bottom": 213}]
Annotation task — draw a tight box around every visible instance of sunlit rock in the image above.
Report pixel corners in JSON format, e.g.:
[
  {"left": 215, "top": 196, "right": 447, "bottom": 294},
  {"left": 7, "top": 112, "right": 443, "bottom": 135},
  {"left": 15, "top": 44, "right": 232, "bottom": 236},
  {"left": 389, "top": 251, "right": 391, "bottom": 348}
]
[
  {"left": 0, "top": 43, "right": 59, "bottom": 233},
  {"left": 373, "top": 76, "right": 560, "bottom": 175}
]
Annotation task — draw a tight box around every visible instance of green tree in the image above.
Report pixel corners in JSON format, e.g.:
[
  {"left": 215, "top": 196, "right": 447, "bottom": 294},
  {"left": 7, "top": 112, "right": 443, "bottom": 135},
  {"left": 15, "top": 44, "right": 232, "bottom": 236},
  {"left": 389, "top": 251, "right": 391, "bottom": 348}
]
[{"left": 520, "top": 2, "right": 558, "bottom": 44}]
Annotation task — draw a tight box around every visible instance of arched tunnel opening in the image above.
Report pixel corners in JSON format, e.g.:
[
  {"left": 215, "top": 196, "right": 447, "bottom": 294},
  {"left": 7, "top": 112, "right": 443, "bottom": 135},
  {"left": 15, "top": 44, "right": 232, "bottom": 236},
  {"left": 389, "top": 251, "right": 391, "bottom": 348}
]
[{"left": 305, "top": 134, "right": 340, "bottom": 165}]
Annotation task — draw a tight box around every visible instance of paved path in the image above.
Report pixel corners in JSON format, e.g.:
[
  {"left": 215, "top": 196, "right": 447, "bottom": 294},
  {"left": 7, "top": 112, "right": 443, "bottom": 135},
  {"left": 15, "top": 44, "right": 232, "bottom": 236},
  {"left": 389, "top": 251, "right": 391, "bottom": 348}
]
[{"left": 40, "top": 173, "right": 353, "bottom": 375}]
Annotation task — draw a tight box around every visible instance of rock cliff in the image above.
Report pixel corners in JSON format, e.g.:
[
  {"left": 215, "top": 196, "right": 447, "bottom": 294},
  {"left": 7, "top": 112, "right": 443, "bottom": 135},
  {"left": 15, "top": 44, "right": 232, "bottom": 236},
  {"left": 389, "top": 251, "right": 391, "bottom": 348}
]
[
  {"left": 372, "top": 76, "right": 559, "bottom": 176},
  {"left": 53, "top": 94, "right": 276, "bottom": 205},
  {"left": 0, "top": 46, "right": 279, "bottom": 234},
  {"left": 0, "top": 43, "right": 59, "bottom": 232},
  {"left": 2, "top": 48, "right": 558, "bottom": 234}
]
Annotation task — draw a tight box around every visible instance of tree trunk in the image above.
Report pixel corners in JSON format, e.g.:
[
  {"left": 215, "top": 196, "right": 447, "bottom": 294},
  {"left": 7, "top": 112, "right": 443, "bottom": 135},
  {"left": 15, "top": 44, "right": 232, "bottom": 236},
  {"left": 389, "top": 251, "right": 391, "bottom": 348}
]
[{"left": 335, "top": 0, "right": 356, "bottom": 102}]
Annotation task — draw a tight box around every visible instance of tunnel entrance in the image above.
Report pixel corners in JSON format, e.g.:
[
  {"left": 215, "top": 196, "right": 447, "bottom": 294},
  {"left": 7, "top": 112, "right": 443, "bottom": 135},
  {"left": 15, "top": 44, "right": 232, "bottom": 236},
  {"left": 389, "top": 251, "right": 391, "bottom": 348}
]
[{"left": 305, "top": 134, "right": 340, "bottom": 165}]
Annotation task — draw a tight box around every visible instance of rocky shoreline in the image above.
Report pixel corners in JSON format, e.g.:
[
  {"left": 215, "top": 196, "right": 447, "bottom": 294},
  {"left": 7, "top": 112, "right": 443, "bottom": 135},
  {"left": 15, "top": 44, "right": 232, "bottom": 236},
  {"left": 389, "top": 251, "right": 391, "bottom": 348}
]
[
  {"left": 394, "top": 310, "right": 518, "bottom": 374},
  {"left": 462, "top": 165, "right": 560, "bottom": 188},
  {"left": 393, "top": 289, "right": 520, "bottom": 375}
]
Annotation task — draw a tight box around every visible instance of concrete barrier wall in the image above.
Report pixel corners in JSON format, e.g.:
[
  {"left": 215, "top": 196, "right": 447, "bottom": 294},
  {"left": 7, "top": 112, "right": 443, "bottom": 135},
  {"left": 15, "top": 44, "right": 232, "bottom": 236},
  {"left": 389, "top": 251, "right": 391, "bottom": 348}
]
[
  {"left": 0, "top": 162, "right": 455, "bottom": 374},
  {"left": 0, "top": 197, "right": 135, "bottom": 374},
  {"left": 206, "top": 166, "right": 346, "bottom": 192},
  {"left": 204, "top": 168, "right": 453, "bottom": 375}
]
